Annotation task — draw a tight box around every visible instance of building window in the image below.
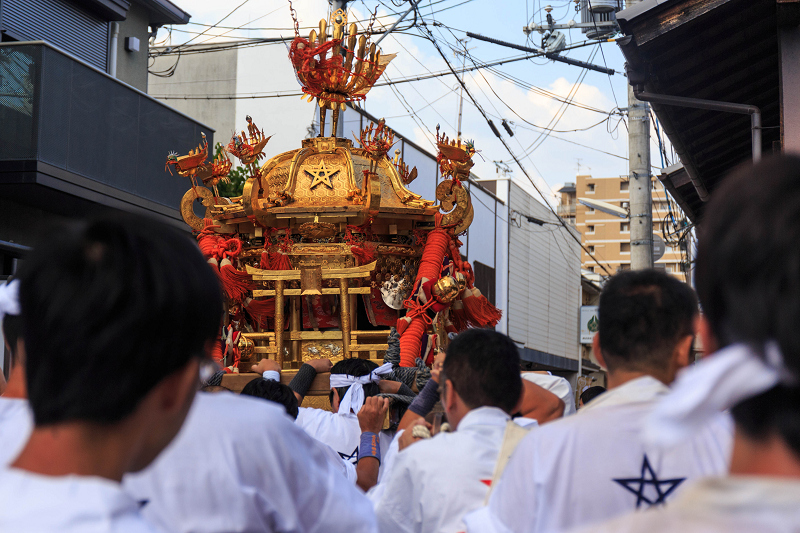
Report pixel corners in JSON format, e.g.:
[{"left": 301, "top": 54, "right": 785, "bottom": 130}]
[
  {"left": 620, "top": 242, "right": 631, "bottom": 253},
  {"left": 587, "top": 208, "right": 595, "bottom": 214},
  {"left": 587, "top": 183, "right": 595, "bottom": 193},
  {"left": 620, "top": 181, "right": 629, "bottom": 191},
  {"left": 587, "top": 225, "right": 595, "bottom": 234},
  {"left": 620, "top": 222, "right": 630, "bottom": 232},
  {"left": 587, "top": 266, "right": 594, "bottom": 273},
  {"left": 588, "top": 246, "right": 595, "bottom": 254}
]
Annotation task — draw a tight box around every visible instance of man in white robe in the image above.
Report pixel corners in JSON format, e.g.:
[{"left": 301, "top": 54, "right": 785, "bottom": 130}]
[
  {"left": 0, "top": 215, "right": 222, "bottom": 532},
  {"left": 373, "top": 329, "right": 529, "bottom": 533},
  {"left": 567, "top": 154, "right": 800, "bottom": 532},
  {"left": 465, "top": 269, "right": 733, "bottom": 533},
  {"left": 290, "top": 358, "right": 397, "bottom": 464},
  {"left": 124, "top": 391, "right": 380, "bottom": 533}
]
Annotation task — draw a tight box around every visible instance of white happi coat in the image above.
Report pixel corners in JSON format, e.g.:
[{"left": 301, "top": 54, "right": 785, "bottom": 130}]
[
  {"left": 124, "top": 392, "right": 378, "bottom": 533},
  {"left": 464, "top": 376, "right": 733, "bottom": 533},
  {"left": 0, "top": 397, "right": 32, "bottom": 466},
  {"left": 296, "top": 407, "right": 393, "bottom": 465},
  {"left": 374, "top": 406, "right": 511, "bottom": 533},
  {"left": 569, "top": 476, "right": 800, "bottom": 533},
  {"left": 0, "top": 469, "right": 160, "bottom": 532}
]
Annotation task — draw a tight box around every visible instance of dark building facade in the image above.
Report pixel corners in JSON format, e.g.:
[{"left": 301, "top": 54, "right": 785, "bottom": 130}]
[{"left": 0, "top": 0, "right": 212, "bottom": 273}]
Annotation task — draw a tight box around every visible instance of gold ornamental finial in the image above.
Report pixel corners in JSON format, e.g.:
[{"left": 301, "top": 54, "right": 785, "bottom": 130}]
[{"left": 289, "top": 9, "right": 396, "bottom": 137}]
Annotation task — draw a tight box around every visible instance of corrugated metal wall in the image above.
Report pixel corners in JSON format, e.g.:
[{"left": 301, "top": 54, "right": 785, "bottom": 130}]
[
  {"left": 2, "top": 0, "right": 108, "bottom": 70},
  {"left": 507, "top": 181, "right": 581, "bottom": 362}
]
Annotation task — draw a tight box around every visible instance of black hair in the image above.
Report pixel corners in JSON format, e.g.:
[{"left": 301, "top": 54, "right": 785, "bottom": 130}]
[
  {"left": 598, "top": 269, "right": 697, "bottom": 373},
  {"left": 17, "top": 214, "right": 223, "bottom": 426},
  {"left": 442, "top": 329, "right": 522, "bottom": 414},
  {"left": 580, "top": 386, "right": 606, "bottom": 405},
  {"left": 329, "top": 358, "right": 379, "bottom": 409},
  {"left": 241, "top": 377, "right": 299, "bottom": 419},
  {"left": 695, "top": 155, "right": 800, "bottom": 456},
  {"left": 199, "top": 385, "right": 230, "bottom": 393}
]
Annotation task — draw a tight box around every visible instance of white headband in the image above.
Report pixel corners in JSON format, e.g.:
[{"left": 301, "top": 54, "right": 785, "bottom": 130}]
[
  {"left": 0, "top": 280, "right": 20, "bottom": 321},
  {"left": 644, "top": 342, "right": 795, "bottom": 448},
  {"left": 330, "top": 362, "right": 393, "bottom": 415}
]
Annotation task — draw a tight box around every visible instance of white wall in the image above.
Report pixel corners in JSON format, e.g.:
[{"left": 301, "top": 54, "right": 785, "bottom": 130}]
[
  {"left": 234, "top": 43, "right": 312, "bottom": 157},
  {"left": 507, "top": 181, "right": 581, "bottom": 361}
]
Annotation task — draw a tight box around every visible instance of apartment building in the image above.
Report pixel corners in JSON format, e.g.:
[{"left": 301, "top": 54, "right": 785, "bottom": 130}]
[{"left": 559, "top": 174, "right": 687, "bottom": 280}]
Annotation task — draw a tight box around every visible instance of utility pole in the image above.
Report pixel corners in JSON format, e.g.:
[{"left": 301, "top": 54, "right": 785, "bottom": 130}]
[{"left": 626, "top": 0, "right": 653, "bottom": 270}]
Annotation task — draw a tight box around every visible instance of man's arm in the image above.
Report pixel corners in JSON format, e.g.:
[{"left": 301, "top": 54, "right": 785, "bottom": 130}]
[
  {"left": 516, "top": 380, "right": 564, "bottom": 424},
  {"left": 356, "top": 396, "right": 390, "bottom": 492},
  {"left": 287, "top": 358, "right": 332, "bottom": 404}
]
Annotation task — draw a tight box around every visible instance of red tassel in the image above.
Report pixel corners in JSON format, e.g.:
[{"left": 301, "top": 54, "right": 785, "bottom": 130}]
[
  {"left": 259, "top": 251, "right": 270, "bottom": 270},
  {"left": 270, "top": 252, "right": 292, "bottom": 270},
  {"left": 350, "top": 242, "right": 376, "bottom": 266},
  {"left": 475, "top": 288, "right": 502, "bottom": 327},
  {"left": 244, "top": 297, "right": 276, "bottom": 329},
  {"left": 449, "top": 300, "right": 470, "bottom": 332},
  {"left": 219, "top": 257, "right": 255, "bottom": 302},
  {"left": 461, "top": 288, "right": 502, "bottom": 328}
]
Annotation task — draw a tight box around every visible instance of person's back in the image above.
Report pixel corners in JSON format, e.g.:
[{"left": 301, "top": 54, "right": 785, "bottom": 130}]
[
  {"left": 567, "top": 155, "right": 800, "bottom": 533},
  {"left": 124, "top": 392, "right": 377, "bottom": 533},
  {"left": 292, "top": 358, "right": 394, "bottom": 464},
  {"left": 374, "top": 329, "right": 525, "bottom": 533},
  {"left": 0, "top": 214, "right": 223, "bottom": 532},
  {"left": 479, "top": 378, "right": 730, "bottom": 532},
  {"left": 465, "top": 270, "right": 732, "bottom": 533}
]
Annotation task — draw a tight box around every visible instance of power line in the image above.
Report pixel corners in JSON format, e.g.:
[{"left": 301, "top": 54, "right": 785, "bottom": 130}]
[{"left": 412, "top": 10, "right": 614, "bottom": 277}]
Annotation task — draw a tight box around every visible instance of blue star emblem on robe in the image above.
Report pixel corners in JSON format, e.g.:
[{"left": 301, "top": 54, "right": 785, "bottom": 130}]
[
  {"left": 613, "top": 454, "right": 685, "bottom": 508},
  {"left": 338, "top": 446, "right": 359, "bottom": 464}
]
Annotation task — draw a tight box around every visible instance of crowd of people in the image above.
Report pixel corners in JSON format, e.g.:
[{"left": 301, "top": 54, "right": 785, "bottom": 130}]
[{"left": 0, "top": 155, "right": 798, "bottom": 531}]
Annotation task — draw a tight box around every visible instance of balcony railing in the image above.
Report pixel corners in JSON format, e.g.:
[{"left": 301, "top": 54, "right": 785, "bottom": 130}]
[
  {"left": 557, "top": 203, "right": 576, "bottom": 216},
  {"left": 0, "top": 41, "right": 213, "bottom": 220}
]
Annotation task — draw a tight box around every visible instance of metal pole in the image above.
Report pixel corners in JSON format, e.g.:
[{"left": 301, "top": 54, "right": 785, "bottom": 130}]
[
  {"left": 374, "top": 2, "right": 416, "bottom": 47},
  {"left": 109, "top": 22, "right": 119, "bottom": 78},
  {"left": 626, "top": 0, "right": 653, "bottom": 271},
  {"left": 456, "top": 40, "right": 467, "bottom": 142}
]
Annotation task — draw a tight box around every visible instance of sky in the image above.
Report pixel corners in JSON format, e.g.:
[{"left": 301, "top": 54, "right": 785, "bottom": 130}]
[{"left": 156, "top": 0, "right": 674, "bottom": 205}]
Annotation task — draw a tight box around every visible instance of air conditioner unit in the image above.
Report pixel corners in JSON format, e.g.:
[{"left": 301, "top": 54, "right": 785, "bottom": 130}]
[{"left": 580, "top": 0, "right": 622, "bottom": 39}]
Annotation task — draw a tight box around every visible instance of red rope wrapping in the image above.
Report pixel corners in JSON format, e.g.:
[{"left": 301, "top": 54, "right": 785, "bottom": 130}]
[
  {"left": 399, "top": 226, "right": 452, "bottom": 367},
  {"left": 211, "top": 338, "right": 225, "bottom": 366}
]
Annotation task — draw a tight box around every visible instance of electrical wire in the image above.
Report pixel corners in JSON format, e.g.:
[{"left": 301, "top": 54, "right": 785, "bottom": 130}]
[{"left": 412, "top": 10, "right": 614, "bottom": 276}]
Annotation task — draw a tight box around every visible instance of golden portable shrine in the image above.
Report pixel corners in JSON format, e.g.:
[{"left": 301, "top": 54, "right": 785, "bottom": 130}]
[{"left": 167, "top": 8, "right": 501, "bottom": 383}]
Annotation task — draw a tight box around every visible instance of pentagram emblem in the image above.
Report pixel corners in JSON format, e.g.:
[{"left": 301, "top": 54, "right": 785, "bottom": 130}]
[
  {"left": 613, "top": 455, "right": 685, "bottom": 508},
  {"left": 338, "top": 446, "right": 359, "bottom": 464},
  {"left": 304, "top": 160, "right": 339, "bottom": 189}
]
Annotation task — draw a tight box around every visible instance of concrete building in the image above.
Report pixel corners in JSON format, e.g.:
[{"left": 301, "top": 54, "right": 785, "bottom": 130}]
[{"left": 558, "top": 174, "right": 688, "bottom": 280}]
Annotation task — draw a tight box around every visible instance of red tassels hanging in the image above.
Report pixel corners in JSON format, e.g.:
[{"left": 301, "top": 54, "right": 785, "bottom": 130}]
[
  {"left": 244, "top": 297, "right": 276, "bottom": 329},
  {"left": 461, "top": 287, "right": 502, "bottom": 328}
]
